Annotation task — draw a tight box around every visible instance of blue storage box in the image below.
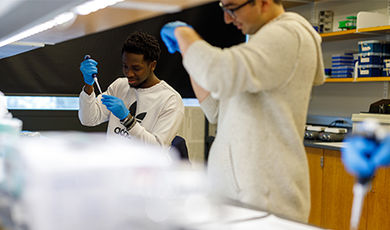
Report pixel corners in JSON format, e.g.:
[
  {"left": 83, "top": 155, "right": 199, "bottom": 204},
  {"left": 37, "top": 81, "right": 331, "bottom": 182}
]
[
  {"left": 358, "top": 40, "right": 382, "bottom": 53},
  {"left": 332, "top": 61, "right": 354, "bottom": 67},
  {"left": 383, "top": 42, "right": 390, "bottom": 54},
  {"left": 382, "top": 54, "right": 390, "bottom": 66},
  {"left": 332, "top": 55, "right": 353, "bottom": 67},
  {"left": 332, "top": 55, "right": 353, "bottom": 61},
  {"left": 331, "top": 73, "right": 353, "bottom": 78},
  {"left": 331, "top": 66, "right": 353, "bottom": 78},
  {"left": 330, "top": 73, "right": 353, "bottom": 78},
  {"left": 358, "top": 53, "right": 382, "bottom": 65},
  {"left": 358, "top": 65, "right": 382, "bottom": 77},
  {"left": 384, "top": 59, "right": 390, "bottom": 68},
  {"left": 332, "top": 66, "right": 354, "bottom": 72},
  {"left": 383, "top": 68, "right": 390, "bottom": 77}
]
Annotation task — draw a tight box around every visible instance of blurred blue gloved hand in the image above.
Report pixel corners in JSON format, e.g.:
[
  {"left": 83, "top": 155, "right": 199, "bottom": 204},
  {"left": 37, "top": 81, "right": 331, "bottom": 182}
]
[
  {"left": 80, "top": 57, "right": 98, "bottom": 85},
  {"left": 342, "top": 136, "right": 377, "bottom": 178},
  {"left": 342, "top": 134, "right": 390, "bottom": 179},
  {"left": 372, "top": 135, "right": 390, "bottom": 167},
  {"left": 101, "top": 95, "right": 129, "bottom": 120},
  {"left": 160, "top": 21, "right": 192, "bottom": 53}
]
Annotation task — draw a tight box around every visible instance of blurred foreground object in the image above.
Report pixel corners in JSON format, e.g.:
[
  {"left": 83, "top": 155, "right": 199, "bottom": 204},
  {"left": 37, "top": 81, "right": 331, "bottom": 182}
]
[
  {"left": 0, "top": 132, "right": 326, "bottom": 230},
  {"left": 0, "top": 91, "right": 22, "bottom": 184},
  {"left": 342, "top": 119, "right": 390, "bottom": 230},
  {"left": 0, "top": 132, "right": 213, "bottom": 230}
]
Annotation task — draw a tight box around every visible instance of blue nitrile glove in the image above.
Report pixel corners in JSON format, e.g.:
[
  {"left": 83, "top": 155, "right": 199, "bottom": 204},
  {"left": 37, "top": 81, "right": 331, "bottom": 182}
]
[
  {"left": 342, "top": 136, "right": 377, "bottom": 178},
  {"left": 80, "top": 58, "right": 98, "bottom": 85},
  {"left": 160, "top": 21, "right": 192, "bottom": 53},
  {"left": 101, "top": 95, "right": 129, "bottom": 120},
  {"left": 372, "top": 135, "right": 390, "bottom": 168}
]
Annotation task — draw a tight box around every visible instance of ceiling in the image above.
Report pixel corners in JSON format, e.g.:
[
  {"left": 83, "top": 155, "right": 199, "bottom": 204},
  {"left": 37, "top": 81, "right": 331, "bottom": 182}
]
[{"left": 0, "top": 0, "right": 314, "bottom": 59}]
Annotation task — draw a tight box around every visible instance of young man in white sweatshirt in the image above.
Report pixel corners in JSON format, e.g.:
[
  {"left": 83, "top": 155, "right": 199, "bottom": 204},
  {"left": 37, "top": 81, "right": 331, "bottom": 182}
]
[
  {"left": 160, "top": 0, "right": 325, "bottom": 222},
  {"left": 78, "top": 31, "right": 184, "bottom": 147}
]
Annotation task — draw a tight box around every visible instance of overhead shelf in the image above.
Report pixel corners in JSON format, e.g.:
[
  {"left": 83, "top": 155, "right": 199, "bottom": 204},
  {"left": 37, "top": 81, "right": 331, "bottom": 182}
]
[
  {"left": 283, "top": 0, "right": 326, "bottom": 9},
  {"left": 321, "top": 25, "right": 390, "bottom": 42},
  {"left": 325, "top": 77, "right": 390, "bottom": 83},
  {"left": 283, "top": 0, "right": 312, "bottom": 9}
]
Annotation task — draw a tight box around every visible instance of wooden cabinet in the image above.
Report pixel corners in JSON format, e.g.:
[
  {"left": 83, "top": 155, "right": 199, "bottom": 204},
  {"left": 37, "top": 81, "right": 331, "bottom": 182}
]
[
  {"left": 306, "top": 147, "right": 323, "bottom": 226},
  {"left": 365, "top": 167, "right": 390, "bottom": 229},
  {"left": 320, "top": 149, "right": 368, "bottom": 230},
  {"left": 306, "top": 147, "right": 390, "bottom": 230}
]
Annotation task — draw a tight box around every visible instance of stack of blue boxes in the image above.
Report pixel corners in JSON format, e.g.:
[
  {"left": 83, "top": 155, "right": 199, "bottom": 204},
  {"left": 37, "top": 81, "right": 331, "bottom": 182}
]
[
  {"left": 331, "top": 53, "right": 355, "bottom": 78},
  {"left": 357, "top": 40, "right": 390, "bottom": 77},
  {"left": 383, "top": 41, "right": 390, "bottom": 76}
]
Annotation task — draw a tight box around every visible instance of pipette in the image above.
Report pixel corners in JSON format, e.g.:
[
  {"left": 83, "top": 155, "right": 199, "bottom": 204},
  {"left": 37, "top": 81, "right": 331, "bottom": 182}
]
[
  {"left": 350, "top": 175, "right": 371, "bottom": 230},
  {"left": 84, "top": 55, "right": 103, "bottom": 94},
  {"left": 349, "top": 119, "right": 385, "bottom": 230}
]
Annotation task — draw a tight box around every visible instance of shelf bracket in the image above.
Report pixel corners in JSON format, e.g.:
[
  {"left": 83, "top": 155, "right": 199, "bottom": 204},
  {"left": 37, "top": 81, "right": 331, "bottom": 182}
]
[
  {"left": 388, "top": 0, "right": 390, "bottom": 24},
  {"left": 384, "top": 81, "right": 389, "bottom": 99},
  {"left": 310, "top": 1, "right": 318, "bottom": 27}
]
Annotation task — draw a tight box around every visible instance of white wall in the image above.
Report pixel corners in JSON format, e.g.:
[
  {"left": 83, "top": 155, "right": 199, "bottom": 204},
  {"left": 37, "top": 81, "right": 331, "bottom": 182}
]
[
  {"left": 289, "top": 0, "right": 390, "bottom": 118},
  {"left": 177, "top": 106, "right": 205, "bottom": 163}
]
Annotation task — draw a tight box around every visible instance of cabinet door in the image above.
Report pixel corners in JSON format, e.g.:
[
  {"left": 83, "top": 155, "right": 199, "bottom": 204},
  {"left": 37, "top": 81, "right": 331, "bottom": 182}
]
[
  {"left": 366, "top": 167, "right": 390, "bottom": 230},
  {"left": 322, "top": 149, "right": 368, "bottom": 230},
  {"left": 306, "top": 147, "right": 323, "bottom": 226}
]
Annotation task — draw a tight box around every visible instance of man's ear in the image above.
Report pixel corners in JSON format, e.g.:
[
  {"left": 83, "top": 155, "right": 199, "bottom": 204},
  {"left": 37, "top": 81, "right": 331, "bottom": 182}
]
[
  {"left": 260, "top": 0, "right": 272, "bottom": 12},
  {"left": 150, "top": 60, "right": 157, "bottom": 71}
]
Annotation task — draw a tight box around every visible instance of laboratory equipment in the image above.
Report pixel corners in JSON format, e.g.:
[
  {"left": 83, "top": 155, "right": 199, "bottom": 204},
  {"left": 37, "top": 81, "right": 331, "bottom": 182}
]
[
  {"left": 0, "top": 132, "right": 217, "bottom": 230},
  {"left": 84, "top": 55, "right": 103, "bottom": 94},
  {"left": 348, "top": 119, "right": 385, "bottom": 230},
  {"left": 318, "top": 10, "right": 333, "bottom": 33}
]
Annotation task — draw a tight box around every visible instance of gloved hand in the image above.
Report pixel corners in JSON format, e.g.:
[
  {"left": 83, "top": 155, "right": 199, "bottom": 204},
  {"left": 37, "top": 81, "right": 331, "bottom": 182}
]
[
  {"left": 80, "top": 57, "right": 98, "bottom": 85},
  {"left": 101, "top": 95, "right": 129, "bottom": 120},
  {"left": 372, "top": 135, "right": 390, "bottom": 167},
  {"left": 342, "top": 134, "right": 390, "bottom": 178},
  {"left": 160, "top": 21, "right": 192, "bottom": 53},
  {"left": 342, "top": 136, "right": 377, "bottom": 178}
]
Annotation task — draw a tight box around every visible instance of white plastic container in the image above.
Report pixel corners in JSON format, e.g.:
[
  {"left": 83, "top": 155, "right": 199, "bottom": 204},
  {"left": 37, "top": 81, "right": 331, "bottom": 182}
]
[
  {"left": 352, "top": 113, "right": 390, "bottom": 133},
  {"left": 1, "top": 132, "right": 212, "bottom": 230},
  {"left": 0, "top": 92, "right": 22, "bottom": 182}
]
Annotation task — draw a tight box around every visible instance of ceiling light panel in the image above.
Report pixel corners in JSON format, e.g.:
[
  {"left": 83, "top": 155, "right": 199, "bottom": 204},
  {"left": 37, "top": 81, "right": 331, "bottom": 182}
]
[{"left": 111, "top": 1, "right": 182, "bottom": 13}]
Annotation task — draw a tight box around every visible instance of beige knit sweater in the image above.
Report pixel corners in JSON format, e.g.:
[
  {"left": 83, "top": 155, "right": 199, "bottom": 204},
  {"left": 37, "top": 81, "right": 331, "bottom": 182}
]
[{"left": 183, "top": 12, "right": 325, "bottom": 222}]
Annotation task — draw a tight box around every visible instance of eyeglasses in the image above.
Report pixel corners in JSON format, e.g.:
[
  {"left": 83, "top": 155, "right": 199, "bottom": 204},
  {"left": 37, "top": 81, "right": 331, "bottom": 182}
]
[{"left": 219, "top": 0, "right": 255, "bottom": 18}]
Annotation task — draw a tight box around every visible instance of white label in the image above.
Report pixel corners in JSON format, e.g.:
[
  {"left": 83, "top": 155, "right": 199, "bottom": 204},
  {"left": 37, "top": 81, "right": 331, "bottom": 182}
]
[
  {"left": 362, "top": 46, "right": 370, "bottom": 51},
  {"left": 361, "top": 57, "right": 369, "bottom": 63},
  {"left": 360, "top": 69, "right": 369, "bottom": 75}
]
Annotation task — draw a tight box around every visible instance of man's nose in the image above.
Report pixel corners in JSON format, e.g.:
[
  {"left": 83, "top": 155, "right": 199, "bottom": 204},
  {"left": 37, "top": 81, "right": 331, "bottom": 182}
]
[
  {"left": 124, "top": 69, "right": 135, "bottom": 77},
  {"left": 224, "top": 11, "right": 234, "bottom": 24}
]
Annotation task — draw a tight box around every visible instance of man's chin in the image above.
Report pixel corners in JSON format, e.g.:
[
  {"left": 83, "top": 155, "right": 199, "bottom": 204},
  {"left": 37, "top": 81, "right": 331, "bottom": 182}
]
[{"left": 128, "top": 83, "right": 139, "bottom": 88}]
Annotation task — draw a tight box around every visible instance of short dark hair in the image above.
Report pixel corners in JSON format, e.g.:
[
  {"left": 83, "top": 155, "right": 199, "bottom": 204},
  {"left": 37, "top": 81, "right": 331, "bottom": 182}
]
[
  {"left": 121, "top": 31, "right": 161, "bottom": 62},
  {"left": 273, "top": 0, "right": 282, "bottom": 4}
]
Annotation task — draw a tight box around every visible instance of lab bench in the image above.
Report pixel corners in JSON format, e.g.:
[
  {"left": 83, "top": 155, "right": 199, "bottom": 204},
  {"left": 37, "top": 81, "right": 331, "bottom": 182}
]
[
  {"left": 304, "top": 140, "right": 343, "bottom": 151},
  {"left": 304, "top": 144, "right": 390, "bottom": 230},
  {"left": 0, "top": 194, "right": 324, "bottom": 230}
]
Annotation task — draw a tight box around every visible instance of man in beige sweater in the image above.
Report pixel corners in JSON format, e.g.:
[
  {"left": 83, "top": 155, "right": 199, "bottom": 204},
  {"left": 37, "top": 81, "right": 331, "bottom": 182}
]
[{"left": 160, "top": 0, "right": 325, "bottom": 222}]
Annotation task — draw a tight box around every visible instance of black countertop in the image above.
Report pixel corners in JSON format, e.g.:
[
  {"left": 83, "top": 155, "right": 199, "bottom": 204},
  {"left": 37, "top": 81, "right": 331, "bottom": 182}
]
[{"left": 304, "top": 140, "right": 343, "bottom": 151}]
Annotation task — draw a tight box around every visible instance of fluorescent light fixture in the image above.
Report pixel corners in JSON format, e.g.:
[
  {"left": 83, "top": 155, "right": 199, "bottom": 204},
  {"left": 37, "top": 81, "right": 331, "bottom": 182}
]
[
  {"left": 0, "top": 12, "right": 75, "bottom": 48},
  {"left": 0, "top": 0, "right": 24, "bottom": 18},
  {"left": 111, "top": 1, "right": 182, "bottom": 13},
  {"left": 11, "top": 41, "right": 46, "bottom": 47},
  {"left": 0, "top": 0, "right": 123, "bottom": 48},
  {"left": 74, "top": 0, "right": 124, "bottom": 15}
]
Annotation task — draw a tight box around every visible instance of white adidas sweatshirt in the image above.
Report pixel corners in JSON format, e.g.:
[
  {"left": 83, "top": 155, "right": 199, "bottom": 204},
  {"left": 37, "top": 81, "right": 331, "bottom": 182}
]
[{"left": 79, "top": 78, "right": 184, "bottom": 147}]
